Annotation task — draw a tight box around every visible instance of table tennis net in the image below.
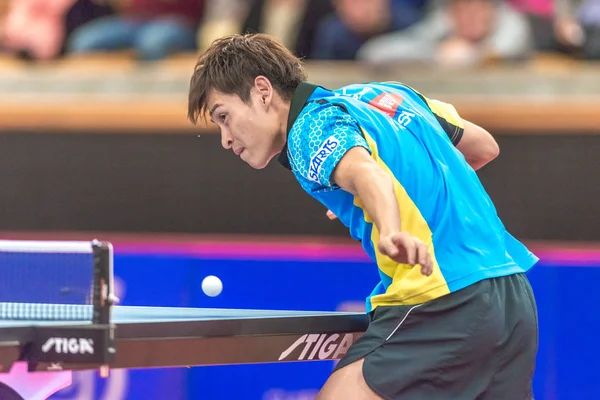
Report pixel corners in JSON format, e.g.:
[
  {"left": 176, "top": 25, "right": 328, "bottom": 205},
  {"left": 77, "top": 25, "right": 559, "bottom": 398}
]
[
  {"left": 0, "top": 240, "right": 95, "bottom": 306},
  {"left": 0, "top": 302, "right": 93, "bottom": 321}
]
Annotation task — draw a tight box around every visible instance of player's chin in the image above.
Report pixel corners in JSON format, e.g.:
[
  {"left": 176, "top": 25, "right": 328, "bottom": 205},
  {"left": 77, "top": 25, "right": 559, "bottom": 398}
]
[
  {"left": 245, "top": 160, "right": 267, "bottom": 170},
  {"left": 245, "top": 154, "right": 272, "bottom": 170}
]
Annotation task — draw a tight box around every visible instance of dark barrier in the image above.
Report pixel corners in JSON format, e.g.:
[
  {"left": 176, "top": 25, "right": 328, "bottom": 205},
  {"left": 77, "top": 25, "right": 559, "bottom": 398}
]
[
  {"left": 479, "top": 133, "right": 600, "bottom": 241},
  {"left": 0, "top": 131, "right": 598, "bottom": 240}
]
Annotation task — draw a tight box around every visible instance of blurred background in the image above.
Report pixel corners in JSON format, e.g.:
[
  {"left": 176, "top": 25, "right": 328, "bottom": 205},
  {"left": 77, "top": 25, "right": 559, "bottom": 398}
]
[{"left": 0, "top": 0, "right": 599, "bottom": 399}]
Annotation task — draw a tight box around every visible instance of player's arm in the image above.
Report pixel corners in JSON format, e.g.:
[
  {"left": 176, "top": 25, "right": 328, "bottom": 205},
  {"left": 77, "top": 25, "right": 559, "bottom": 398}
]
[
  {"left": 330, "top": 147, "right": 433, "bottom": 275},
  {"left": 289, "top": 103, "right": 432, "bottom": 274},
  {"left": 332, "top": 147, "right": 401, "bottom": 236},
  {"left": 456, "top": 119, "right": 500, "bottom": 171},
  {"left": 422, "top": 97, "right": 499, "bottom": 170}
]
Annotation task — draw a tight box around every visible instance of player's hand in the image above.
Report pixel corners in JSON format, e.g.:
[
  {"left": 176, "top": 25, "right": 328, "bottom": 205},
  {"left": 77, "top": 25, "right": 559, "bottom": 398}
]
[
  {"left": 326, "top": 210, "right": 338, "bottom": 220},
  {"left": 378, "top": 232, "right": 433, "bottom": 276}
]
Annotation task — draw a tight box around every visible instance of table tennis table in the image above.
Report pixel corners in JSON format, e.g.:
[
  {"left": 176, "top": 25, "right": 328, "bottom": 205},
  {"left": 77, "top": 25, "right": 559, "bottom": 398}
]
[{"left": 0, "top": 239, "right": 369, "bottom": 399}]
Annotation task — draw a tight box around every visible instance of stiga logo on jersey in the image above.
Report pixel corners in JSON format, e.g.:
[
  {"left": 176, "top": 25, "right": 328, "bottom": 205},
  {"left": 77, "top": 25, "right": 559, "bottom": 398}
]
[
  {"left": 368, "top": 92, "right": 404, "bottom": 118},
  {"left": 42, "top": 337, "right": 94, "bottom": 355},
  {"left": 308, "top": 136, "right": 339, "bottom": 183},
  {"left": 278, "top": 333, "right": 355, "bottom": 361}
]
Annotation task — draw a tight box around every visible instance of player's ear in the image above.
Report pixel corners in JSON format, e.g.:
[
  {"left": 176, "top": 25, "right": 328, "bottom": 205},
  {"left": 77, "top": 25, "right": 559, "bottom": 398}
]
[{"left": 254, "top": 76, "right": 273, "bottom": 107}]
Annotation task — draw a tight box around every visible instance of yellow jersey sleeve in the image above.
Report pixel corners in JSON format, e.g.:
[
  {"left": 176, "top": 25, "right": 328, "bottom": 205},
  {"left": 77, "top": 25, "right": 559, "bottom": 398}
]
[
  {"left": 422, "top": 98, "right": 464, "bottom": 146},
  {"left": 393, "top": 81, "right": 465, "bottom": 145}
]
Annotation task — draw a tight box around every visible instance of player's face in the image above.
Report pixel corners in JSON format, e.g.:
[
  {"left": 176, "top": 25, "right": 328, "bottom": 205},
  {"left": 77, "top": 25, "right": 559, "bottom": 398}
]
[{"left": 207, "top": 81, "right": 283, "bottom": 169}]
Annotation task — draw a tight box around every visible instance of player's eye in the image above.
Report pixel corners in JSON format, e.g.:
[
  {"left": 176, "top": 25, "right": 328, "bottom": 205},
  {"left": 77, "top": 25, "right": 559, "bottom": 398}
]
[{"left": 219, "top": 114, "right": 227, "bottom": 123}]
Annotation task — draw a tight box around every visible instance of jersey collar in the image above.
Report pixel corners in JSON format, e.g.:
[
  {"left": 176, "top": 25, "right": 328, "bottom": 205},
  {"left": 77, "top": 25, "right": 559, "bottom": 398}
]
[{"left": 277, "top": 82, "right": 319, "bottom": 170}]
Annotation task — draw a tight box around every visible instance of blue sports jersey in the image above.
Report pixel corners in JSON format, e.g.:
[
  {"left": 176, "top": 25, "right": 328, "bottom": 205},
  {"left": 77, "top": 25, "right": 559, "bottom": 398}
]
[{"left": 277, "top": 82, "right": 538, "bottom": 312}]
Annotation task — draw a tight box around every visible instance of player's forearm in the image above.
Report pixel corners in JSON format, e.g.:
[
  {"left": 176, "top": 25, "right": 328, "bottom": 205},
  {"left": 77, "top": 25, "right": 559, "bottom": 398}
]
[{"left": 352, "top": 165, "right": 402, "bottom": 236}]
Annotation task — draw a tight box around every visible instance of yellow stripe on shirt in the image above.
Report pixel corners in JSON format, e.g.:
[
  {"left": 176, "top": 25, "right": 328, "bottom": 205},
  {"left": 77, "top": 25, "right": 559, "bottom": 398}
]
[{"left": 355, "top": 127, "right": 451, "bottom": 307}]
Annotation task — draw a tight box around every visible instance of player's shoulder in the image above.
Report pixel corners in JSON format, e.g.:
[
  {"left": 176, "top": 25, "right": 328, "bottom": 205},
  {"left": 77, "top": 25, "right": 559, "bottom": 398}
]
[
  {"left": 334, "top": 81, "right": 420, "bottom": 96},
  {"left": 288, "top": 99, "right": 354, "bottom": 146},
  {"left": 286, "top": 97, "right": 367, "bottom": 185},
  {"left": 294, "top": 97, "right": 349, "bottom": 122}
]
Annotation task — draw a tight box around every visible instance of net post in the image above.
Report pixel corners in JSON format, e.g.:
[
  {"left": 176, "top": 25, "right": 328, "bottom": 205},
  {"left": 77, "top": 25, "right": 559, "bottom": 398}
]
[
  {"left": 91, "top": 240, "right": 113, "bottom": 324},
  {"left": 91, "top": 240, "right": 116, "bottom": 373}
]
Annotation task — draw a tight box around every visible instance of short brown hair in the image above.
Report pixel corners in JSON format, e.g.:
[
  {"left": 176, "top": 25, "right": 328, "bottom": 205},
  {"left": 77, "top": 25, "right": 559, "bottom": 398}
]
[{"left": 187, "top": 33, "right": 307, "bottom": 125}]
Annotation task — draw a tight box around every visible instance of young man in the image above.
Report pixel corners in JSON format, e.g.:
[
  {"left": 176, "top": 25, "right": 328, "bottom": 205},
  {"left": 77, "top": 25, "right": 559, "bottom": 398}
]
[{"left": 187, "top": 34, "right": 539, "bottom": 400}]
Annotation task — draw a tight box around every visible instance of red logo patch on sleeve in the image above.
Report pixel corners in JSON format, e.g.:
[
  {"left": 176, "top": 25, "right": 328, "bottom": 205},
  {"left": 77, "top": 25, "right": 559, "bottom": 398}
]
[{"left": 368, "top": 93, "right": 404, "bottom": 118}]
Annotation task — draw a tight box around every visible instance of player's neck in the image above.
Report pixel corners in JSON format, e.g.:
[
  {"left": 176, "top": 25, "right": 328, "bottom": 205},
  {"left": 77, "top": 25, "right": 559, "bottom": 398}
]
[{"left": 274, "top": 98, "right": 292, "bottom": 152}]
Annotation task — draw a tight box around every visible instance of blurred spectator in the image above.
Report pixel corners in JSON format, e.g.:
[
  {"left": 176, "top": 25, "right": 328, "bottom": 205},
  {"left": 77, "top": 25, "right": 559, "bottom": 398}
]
[
  {"left": 1, "top": 0, "right": 72, "bottom": 60},
  {"left": 551, "top": 0, "right": 600, "bottom": 58},
  {"left": 291, "top": 0, "right": 336, "bottom": 58},
  {"left": 66, "top": 1, "right": 115, "bottom": 48},
  {"left": 242, "top": 0, "right": 336, "bottom": 58},
  {"left": 0, "top": 0, "right": 112, "bottom": 61},
  {"left": 507, "top": 0, "right": 556, "bottom": 50},
  {"left": 198, "top": 0, "right": 335, "bottom": 59},
  {"left": 358, "top": 0, "right": 533, "bottom": 67},
  {"left": 311, "top": 0, "right": 427, "bottom": 60},
  {"left": 242, "top": 0, "right": 307, "bottom": 51},
  {"left": 67, "top": 0, "right": 204, "bottom": 61},
  {"left": 197, "top": 0, "right": 250, "bottom": 53}
]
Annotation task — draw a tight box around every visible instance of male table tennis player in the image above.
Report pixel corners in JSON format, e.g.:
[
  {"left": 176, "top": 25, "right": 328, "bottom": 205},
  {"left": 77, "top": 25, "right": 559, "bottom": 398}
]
[{"left": 187, "top": 34, "right": 539, "bottom": 400}]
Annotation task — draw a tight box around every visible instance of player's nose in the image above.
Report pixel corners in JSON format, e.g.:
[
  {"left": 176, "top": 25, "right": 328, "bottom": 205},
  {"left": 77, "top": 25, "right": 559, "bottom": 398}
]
[{"left": 221, "top": 130, "right": 233, "bottom": 150}]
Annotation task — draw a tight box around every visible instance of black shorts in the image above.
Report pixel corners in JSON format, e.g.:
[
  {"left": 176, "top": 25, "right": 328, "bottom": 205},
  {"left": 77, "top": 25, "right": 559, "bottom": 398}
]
[{"left": 334, "top": 273, "right": 539, "bottom": 400}]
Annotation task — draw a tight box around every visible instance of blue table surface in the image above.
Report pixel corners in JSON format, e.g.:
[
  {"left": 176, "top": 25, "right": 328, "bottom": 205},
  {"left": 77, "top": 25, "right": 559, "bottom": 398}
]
[{"left": 0, "top": 305, "right": 364, "bottom": 327}]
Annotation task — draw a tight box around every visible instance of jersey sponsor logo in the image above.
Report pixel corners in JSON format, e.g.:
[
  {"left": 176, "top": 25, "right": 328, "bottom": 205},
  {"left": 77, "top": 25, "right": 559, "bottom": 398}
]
[
  {"left": 341, "top": 86, "right": 374, "bottom": 100},
  {"left": 42, "top": 337, "right": 95, "bottom": 355},
  {"left": 308, "top": 136, "right": 339, "bottom": 183},
  {"left": 398, "top": 110, "right": 415, "bottom": 127},
  {"left": 368, "top": 92, "right": 404, "bottom": 118},
  {"left": 278, "top": 333, "right": 355, "bottom": 361}
]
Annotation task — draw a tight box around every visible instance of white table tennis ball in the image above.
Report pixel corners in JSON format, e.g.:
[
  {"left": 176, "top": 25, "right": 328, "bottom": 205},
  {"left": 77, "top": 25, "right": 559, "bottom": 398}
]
[{"left": 202, "top": 275, "right": 223, "bottom": 297}]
